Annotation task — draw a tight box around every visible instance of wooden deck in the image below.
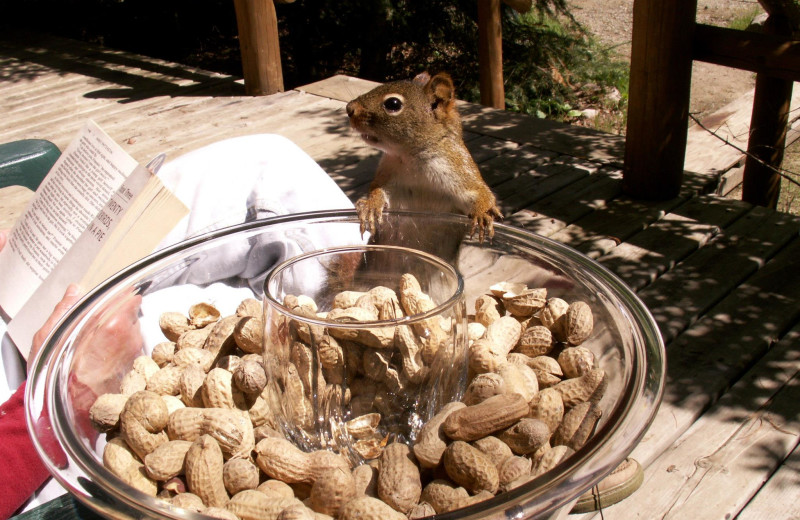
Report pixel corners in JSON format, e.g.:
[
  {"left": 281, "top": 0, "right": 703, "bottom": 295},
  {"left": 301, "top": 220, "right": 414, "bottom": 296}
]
[{"left": 3, "top": 30, "right": 800, "bottom": 520}]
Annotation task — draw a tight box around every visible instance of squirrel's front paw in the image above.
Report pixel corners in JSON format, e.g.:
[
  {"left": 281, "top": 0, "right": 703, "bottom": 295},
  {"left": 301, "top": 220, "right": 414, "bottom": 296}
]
[
  {"left": 355, "top": 191, "right": 388, "bottom": 237},
  {"left": 469, "top": 204, "right": 503, "bottom": 242}
]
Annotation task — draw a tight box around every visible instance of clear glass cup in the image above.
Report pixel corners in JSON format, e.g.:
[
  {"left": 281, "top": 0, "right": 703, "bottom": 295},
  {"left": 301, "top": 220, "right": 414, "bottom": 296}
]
[{"left": 262, "top": 245, "right": 468, "bottom": 464}]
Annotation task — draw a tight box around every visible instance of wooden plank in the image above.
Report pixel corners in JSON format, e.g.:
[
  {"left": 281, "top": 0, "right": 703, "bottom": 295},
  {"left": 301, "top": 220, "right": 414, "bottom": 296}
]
[
  {"left": 301, "top": 75, "right": 623, "bottom": 166},
  {"left": 458, "top": 102, "right": 625, "bottom": 165},
  {"left": 588, "top": 323, "right": 800, "bottom": 519},
  {"left": 637, "top": 206, "right": 800, "bottom": 344},
  {"left": 737, "top": 437, "right": 800, "bottom": 519},
  {"left": 492, "top": 156, "right": 601, "bottom": 214},
  {"left": 296, "top": 75, "right": 378, "bottom": 102},
  {"left": 466, "top": 135, "right": 520, "bottom": 164},
  {"left": 0, "top": 186, "right": 34, "bottom": 229},
  {"left": 596, "top": 194, "right": 751, "bottom": 291},
  {"left": 0, "top": 31, "right": 238, "bottom": 87},
  {"left": 478, "top": 144, "right": 559, "bottom": 187},
  {"left": 506, "top": 168, "right": 622, "bottom": 240},
  {"left": 625, "top": 236, "right": 800, "bottom": 473},
  {"left": 684, "top": 87, "right": 800, "bottom": 177},
  {"left": 0, "top": 83, "right": 253, "bottom": 153},
  {"left": 547, "top": 172, "right": 715, "bottom": 258}
]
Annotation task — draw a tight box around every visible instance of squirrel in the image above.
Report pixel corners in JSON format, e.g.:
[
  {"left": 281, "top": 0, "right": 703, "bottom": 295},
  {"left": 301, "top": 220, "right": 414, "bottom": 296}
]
[{"left": 346, "top": 72, "right": 502, "bottom": 242}]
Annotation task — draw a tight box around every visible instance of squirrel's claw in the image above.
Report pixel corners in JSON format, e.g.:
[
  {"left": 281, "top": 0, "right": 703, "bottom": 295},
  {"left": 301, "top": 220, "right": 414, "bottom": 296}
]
[
  {"left": 355, "top": 196, "right": 385, "bottom": 238},
  {"left": 469, "top": 204, "right": 502, "bottom": 242}
]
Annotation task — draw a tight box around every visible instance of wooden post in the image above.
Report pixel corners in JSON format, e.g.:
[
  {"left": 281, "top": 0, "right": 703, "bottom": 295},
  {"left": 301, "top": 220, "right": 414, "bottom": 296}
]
[
  {"left": 622, "top": 0, "right": 698, "bottom": 200},
  {"left": 232, "top": 0, "right": 284, "bottom": 96},
  {"left": 478, "top": 0, "right": 505, "bottom": 109},
  {"left": 742, "top": 16, "right": 794, "bottom": 208}
]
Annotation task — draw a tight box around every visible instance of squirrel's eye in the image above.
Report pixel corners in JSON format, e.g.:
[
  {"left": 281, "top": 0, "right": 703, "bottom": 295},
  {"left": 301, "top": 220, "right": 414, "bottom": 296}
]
[{"left": 383, "top": 96, "right": 404, "bottom": 113}]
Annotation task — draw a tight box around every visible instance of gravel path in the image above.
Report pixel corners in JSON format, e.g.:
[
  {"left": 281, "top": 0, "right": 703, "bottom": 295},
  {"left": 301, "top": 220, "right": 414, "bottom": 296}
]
[{"left": 567, "top": 0, "right": 761, "bottom": 119}]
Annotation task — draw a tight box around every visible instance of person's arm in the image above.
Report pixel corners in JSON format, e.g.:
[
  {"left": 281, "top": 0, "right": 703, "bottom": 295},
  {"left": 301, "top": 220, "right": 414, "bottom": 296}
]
[
  {"left": 0, "top": 229, "right": 82, "bottom": 518},
  {"left": 0, "top": 381, "right": 50, "bottom": 519}
]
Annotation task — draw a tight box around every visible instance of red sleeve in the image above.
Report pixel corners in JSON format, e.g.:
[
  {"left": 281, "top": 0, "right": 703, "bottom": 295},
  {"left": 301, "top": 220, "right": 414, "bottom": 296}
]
[{"left": 0, "top": 381, "right": 50, "bottom": 519}]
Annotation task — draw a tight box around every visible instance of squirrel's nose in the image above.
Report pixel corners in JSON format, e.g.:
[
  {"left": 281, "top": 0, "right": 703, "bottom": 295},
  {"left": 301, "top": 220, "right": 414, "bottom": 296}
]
[{"left": 346, "top": 101, "right": 360, "bottom": 119}]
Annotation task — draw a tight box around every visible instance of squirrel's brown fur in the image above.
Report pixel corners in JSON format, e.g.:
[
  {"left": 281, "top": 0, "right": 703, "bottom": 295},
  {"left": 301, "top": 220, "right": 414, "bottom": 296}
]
[{"left": 346, "top": 72, "right": 502, "bottom": 242}]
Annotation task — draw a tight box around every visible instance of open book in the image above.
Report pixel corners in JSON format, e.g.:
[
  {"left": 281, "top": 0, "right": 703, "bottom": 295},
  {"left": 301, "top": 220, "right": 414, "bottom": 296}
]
[{"left": 0, "top": 120, "right": 189, "bottom": 358}]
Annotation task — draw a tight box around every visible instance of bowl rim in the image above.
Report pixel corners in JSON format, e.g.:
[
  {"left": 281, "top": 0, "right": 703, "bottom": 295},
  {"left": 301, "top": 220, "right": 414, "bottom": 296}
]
[{"left": 26, "top": 209, "right": 666, "bottom": 520}]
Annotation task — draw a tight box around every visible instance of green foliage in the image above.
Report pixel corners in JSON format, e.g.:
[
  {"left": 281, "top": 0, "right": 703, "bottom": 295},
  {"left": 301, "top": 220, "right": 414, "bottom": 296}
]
[
  {"left": 500, "top": 11, "right": 628, "bottom": 124},
  {"left": 276, "top": 2, "right": 628, "bottom": 127},
  {"left": 727, "top": 5, "right": 765, "bottom": 31}
]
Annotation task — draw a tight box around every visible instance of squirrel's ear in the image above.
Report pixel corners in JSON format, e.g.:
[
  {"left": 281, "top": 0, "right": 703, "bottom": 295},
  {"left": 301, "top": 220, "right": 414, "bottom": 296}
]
[
  {"left": 412, "top": 72, "right": 431, "bottom": 86},
  {"left": 425, "top": 73, "right": 456, "bottom": 115}
]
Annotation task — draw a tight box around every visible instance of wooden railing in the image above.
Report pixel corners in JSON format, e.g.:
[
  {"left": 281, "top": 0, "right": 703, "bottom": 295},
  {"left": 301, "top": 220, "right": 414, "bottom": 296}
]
[
  {"left": 231, "top": 0, "right": 800, "bottom": 208},
  {"left": 624, "top": 0, "right": 800, "bottom": 208}
]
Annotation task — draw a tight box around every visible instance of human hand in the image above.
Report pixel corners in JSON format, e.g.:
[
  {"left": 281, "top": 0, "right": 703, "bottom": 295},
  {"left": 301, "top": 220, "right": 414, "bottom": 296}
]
[
  {"left": 29, "top": 284, "right": 83, "bottom": 374},
  {"left": 69, "top": 289, "right": 144, "bottom": 416}
]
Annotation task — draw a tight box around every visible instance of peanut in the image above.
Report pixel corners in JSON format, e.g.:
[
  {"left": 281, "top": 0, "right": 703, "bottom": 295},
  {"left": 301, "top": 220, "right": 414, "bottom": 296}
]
[
  {"left": 339, "top": 496, "right": 406, "bottom": 520},
  {"left": 443, "top": 441, "right": 499, "bottom": 494},
  {"left": 255, "top": 437, "right": 349, "bottom": 485},
  {"left": 89, "top": 393, "right": 128, "bottom": 432},
  {"left": 257, "top": 479, "right": 296, "bottom": 500},
  {"left": 151, "top": 342, "right": 176, "bottom": 367},
  {"left": 499, "top": 455, "right": 533, "bottom": 491},
  {"left": 516, "top": 325, "right": 554, "bottom": 357},
  {"left": 184, "top": 435, "right": 228, "bottom": 507},
  {"left": 160, "top": 312, "right": 193, "bottom": 342},
  {"left": 223, "top": 457, "right": 260, "bottom": 495},
  {"left": 377, "top": 442, "right": 421, "bottom": 514},
  {"left": 552, "top": 367, "right": 607, "bottom": 408},
  {"left": 232, "top": 298, "right": 259, "bottom": 317},
  {"left": 528, "top": 387, "right": 565, "bottom": 434},
  {"left": 463, "top": 372, "right": 505, "bottom": 405},
  {"left": 171, "top": 492, "right": 205, "bottom": 511},
  {"left": 102, "top": 436, "right": 157, "bottom": 496},
  {"left": 413, "top": 401, "right": 466, "bottom": 468},
  {"left": 472, "top": 435, "right": 513, "bottom": 470},
  {"left": 226, "top": 489, "right": 303, "bottom": 520},
  {"left": 309, "top": 467, "right": 356, "bottom": 517},
  {"left": 564, "top": 301, "right": 594, "bottom": 345},
  {"left": 558, "top": 346, "right": 595, "bottom": 378},
  {"left": 443, "top": 393, "right": 529, "bottom": 441},
  {"left": 168, "top": 407, "right": 254, "bottom": 459},
  {"left": 234, "top": 315, "right": 264, "bottom": 354},
  {"left": 352, "top": 463, "right": 379, "bottom": 497},
  {"left": 502, "top": 287, "right": 547, "bottom": 317},
  {"left": 420, "top": 479, "right": 470, "bottom": 514},
  {"left": 552, "top": 401, "right": 602, "bottom": 450},
  {"left": 496, "top": 418, "right": 550, "bottom": 455},
  {"left": 204, "top": 506, "right": 240, "bottom": 520},
  {"left": 120, "top": 390, "right": 169, "bottom": 460},
  {"left": 144, "top": 439, "right": 193, "bottom": 481},
  {"left": 189, "top": 302, "right": 221, "bottom": 328}
]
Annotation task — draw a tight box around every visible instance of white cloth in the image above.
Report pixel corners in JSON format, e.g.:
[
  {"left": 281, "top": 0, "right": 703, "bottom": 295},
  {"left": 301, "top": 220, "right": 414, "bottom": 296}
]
[{"left": 0, "top": 133, "right": 356, "bottom": 512}]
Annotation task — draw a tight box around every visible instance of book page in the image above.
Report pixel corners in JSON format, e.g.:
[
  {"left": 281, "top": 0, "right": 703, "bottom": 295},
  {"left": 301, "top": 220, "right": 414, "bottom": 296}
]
[
  {"left": 0, "top": 121, "right": 137, "bottom": 318},
  {"left": 8, "top": 164, "right": 189, "bottom": 358}
]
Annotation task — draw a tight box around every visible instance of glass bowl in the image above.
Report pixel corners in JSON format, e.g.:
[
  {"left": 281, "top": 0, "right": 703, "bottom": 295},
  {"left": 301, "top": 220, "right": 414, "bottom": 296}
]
[{"left": 27, "top": 210, "right": 665, "bottom": 520}]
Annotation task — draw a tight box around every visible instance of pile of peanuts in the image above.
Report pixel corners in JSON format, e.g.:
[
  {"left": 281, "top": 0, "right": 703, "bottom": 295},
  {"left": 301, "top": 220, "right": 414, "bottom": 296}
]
[{"left": 90, "top": 276, "right": 606, "bottom": 520}]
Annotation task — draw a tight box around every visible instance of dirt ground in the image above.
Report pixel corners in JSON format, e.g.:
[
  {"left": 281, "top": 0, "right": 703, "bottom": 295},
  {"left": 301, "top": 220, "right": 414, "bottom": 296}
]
[{"left": 567, "top": 0, "right": 761, "bottom": 121}]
